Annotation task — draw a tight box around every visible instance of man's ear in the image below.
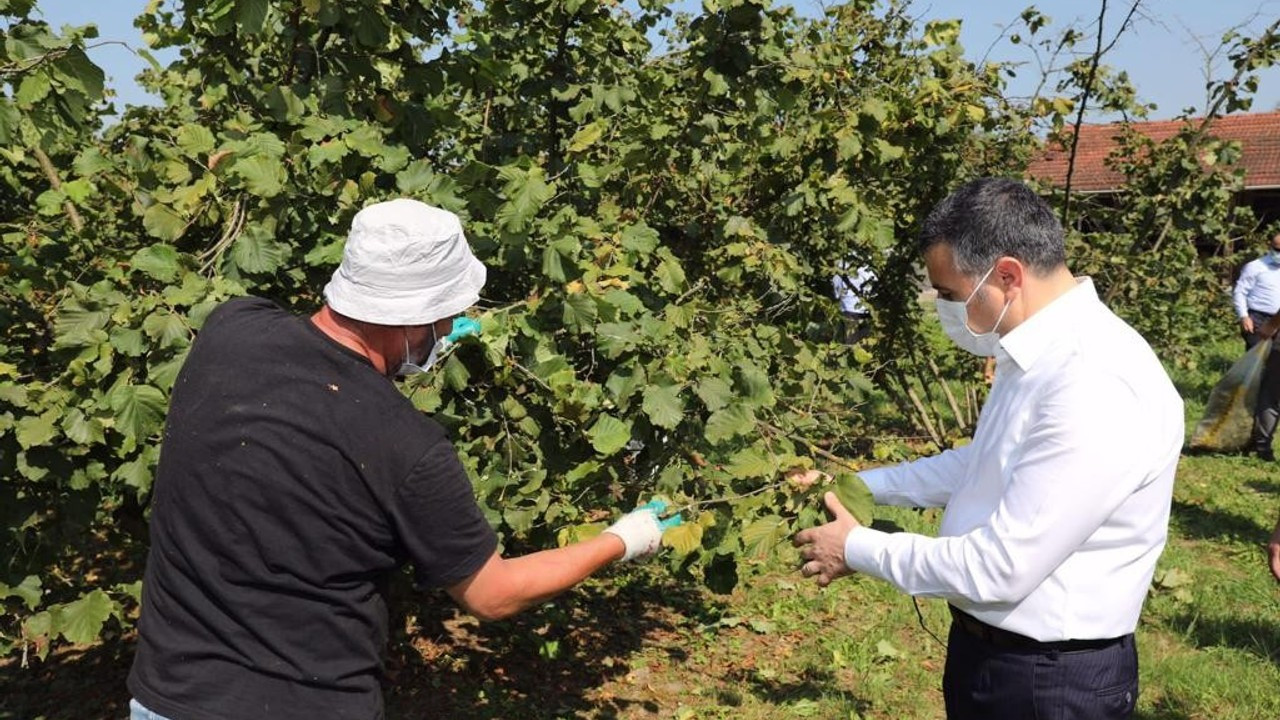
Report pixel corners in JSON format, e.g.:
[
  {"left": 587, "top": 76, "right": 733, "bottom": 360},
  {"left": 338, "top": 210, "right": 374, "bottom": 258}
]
[{"left": 994, "top": 256, "right": 1025, "bottom": 294}]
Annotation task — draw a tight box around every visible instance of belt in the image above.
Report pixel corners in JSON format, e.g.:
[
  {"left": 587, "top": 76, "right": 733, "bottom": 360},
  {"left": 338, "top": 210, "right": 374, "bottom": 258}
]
[
  {"left": 948, "top": 606, "right": 1125, "bottom": 653},
  {"left": 1248, "top": 308, "right": 1276, "bottom": 317}
]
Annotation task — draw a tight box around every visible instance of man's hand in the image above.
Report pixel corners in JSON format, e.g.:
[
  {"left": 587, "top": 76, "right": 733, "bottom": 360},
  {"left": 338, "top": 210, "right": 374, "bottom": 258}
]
[
  {"left": 1242, "top": 315, "right": 1255, "bottom": 334},
  {"left": 604, "top": 502, "right": 675, "bottom": 562},
  {"left": 793, "top": 491, "right": 861, "bottom": 587},
  {"left": 1268, "top": 514, "right": 1280, "bottom": 582}
]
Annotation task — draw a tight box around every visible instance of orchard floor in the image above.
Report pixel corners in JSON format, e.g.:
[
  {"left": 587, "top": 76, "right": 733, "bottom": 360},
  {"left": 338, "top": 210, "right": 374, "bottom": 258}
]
[{"left": 3, "top": 447, "right": 1278, "bottom": 720}]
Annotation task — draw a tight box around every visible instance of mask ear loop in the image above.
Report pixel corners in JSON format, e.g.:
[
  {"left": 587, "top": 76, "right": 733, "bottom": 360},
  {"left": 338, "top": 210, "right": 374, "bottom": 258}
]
[{"left": 397, "top": 325, "right": 438, "bottom": 377}]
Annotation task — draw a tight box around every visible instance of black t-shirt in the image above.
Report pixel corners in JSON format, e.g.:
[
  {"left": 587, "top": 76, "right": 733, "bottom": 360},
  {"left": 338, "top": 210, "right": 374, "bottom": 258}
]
[{"left": 127, "top": 297, "right": 497, "bottom": 720}]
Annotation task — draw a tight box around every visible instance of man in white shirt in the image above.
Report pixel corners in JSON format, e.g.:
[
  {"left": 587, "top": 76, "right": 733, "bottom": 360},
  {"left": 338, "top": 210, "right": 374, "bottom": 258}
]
[
  {"left": 832, "top": 262, "right": 875, "bottom": 344},
  {"left": 795, "top": 178, "right": 1183, "bottom": 720},
  {"left": 1231, "top": 232, "right": 1280, "bottom": 460}
]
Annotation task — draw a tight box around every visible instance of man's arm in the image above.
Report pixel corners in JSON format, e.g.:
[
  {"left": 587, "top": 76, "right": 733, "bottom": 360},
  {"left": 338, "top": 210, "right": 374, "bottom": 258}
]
[
  {"left": 446, "top": 535, "right": 625, "bottom": 621},
  {"left": 1234, "top": 262, "right": 1258, "bottom": 326},
  {"left": 446, "top": 507, "right": 665, "bottom": 621},
  {"left": 843, "top": 372, "right": 1164, "bottom": 604},
  {"left": 859, "top": 444, "right": 973, "bottom": 509}
]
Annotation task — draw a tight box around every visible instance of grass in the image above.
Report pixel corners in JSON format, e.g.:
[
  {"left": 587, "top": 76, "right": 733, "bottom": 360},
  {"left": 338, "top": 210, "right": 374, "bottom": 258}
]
[{"left": 3, "top": 338, "right": 1279, "bottom": 719}]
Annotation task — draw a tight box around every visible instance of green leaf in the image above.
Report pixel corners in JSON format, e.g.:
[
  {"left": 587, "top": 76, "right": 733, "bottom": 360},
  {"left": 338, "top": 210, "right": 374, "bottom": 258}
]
[
  {"left": 175, "top": 124, "right": 216, "bottom": 157},
  {"left": 696, "top": 377, "right": 733, "bottom": 412},
  {"left": 556, "top": 522, "right": 606, "bottom": 546},
  {"left": 661, "top": 522, "right": 704, "bottom": 555},
  {"left": 108, "top": 383, "right": 166, "bottom": 442},
  {"left": 442, "top": 354, "right": 470, "bottom": 390},
  {"left": 704, "top": 404, "right": 755, "bottom": 444},
  {"left": 62, "top": 408, "right": 105, "bottom": 446},
  {"left": 587, "top": 414, "right": 632, "bottom": 456},
  {"left": 109, "top": 327, "right": 148, "bottom": 357},
  {"left": 568, "top": 120, "right": 606, "bottom": 152},
  {"left": 15, "top": 70, "right": 51, "bottom": 106},
  {"left": 142, "top": 310, "right": 189, "bottom": 348},
  {"left": 396, "top": 160, "right": 436, "bottom": 193},
  {"left": 0, "top": 98, "right": 20, "bottom": 144},
  {"left": 874, "top": 639, "right": 902, "bottom": 661},
  {"left": 54, "top": 303, "right": 109, "bottom": 348},
  {"left": 741, "top": 515, "right": 787, "bottom": 558},
  {"left": 236, "top": 0, "right": 269, "bottom": 34},
  {"left": 231, "top": 155, "right": 286, "bottom": 198},
  {"left": 641, "top": 385, "right": 684, "bottom": 430},
  {"left": 131, "top": 244, "right": 182, "bottom": 282},
  {"left": 620, "top": 222, "right": 659, "bottom": 253},
  {"left": 655, "top": 254, "right": 687, "bottom": 294},
  {"left": 725, "top": 446, "right": 776, "bottom": 479},
  {"left": 231, "top": 224, "right": 288, "bottom": 274},
  {"left": 562, "top": 294, "right": 598, "bottom": 332},
  {"left": 736, "top": 363, "right": 775, "bottom": 407},
  {"left": 601, "top": 289, "right": 645, "bottom": 316},
  {"left": 142, "top": 203, "right": 187, "bottom": 242},
  {"left": 833, "top": 471, "right": 875, "bottom": 526},
  {"left": 703, "top": 68, "right": 729, "bottom": 96},
  {"left": 16, "top": 410, "right": 59, "bottom": 448},
  {"left": 53, "top": 590, "right": 114, "bottom": 645},
  {"left": 149, "top": 352, "right": 189, "bottom": 392},
  {"left": 113, "top": 452, "right": 153, "bottom": 493},
  {"left": 307, "top": 140, "right": 348, "bottom": 168},
  {"left": 496, "top": 165, "right": 554, "bottom": 231},
  {"left": 1, "top": 576, "right": 43, "bottom": 610}
]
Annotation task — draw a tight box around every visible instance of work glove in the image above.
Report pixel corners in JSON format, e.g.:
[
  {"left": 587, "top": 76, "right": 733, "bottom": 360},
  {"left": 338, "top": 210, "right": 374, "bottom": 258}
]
[{"left": 604, "top": 500, "right": 682, "bottom": 562}]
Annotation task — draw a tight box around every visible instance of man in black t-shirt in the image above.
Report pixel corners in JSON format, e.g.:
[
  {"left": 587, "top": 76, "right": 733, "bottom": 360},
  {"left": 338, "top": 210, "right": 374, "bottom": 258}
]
[{"left": 127, "top": 199, "right": 668, "bottom": 720}]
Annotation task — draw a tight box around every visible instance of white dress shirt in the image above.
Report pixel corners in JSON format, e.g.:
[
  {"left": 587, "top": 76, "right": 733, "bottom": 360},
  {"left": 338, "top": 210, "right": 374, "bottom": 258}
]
[
  {"left": 845, "top": 279, "right": 1183, "bottom": 642},
  {"left": 832, "top": 266, "right": 874, "bottom": 314},
  {"left": 1232, "top": 255, "right": 1280, "bottom": 317}
]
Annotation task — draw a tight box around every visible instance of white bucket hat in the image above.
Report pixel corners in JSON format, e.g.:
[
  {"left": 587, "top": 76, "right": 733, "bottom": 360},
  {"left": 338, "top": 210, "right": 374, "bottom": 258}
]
[{"left": 323, "top": 199, "right": 487, "bottom": 326}]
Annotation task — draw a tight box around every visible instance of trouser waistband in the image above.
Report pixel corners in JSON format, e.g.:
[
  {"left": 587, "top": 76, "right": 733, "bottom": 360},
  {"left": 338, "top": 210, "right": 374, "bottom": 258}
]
[{"left": 948, "top": 606, "right": 1126, "bottom": 652}]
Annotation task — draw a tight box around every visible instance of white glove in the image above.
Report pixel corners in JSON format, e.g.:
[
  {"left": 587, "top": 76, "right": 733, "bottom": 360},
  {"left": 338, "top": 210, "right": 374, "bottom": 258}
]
[{"left": 603, "top": 506, "right": 666, "bottom": 562}]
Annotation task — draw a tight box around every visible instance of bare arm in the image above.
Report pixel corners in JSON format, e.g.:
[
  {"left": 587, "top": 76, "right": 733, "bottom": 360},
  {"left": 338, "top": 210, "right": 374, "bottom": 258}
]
[{"left": 446, "top": 534, "right": 625, "bottom": 621}]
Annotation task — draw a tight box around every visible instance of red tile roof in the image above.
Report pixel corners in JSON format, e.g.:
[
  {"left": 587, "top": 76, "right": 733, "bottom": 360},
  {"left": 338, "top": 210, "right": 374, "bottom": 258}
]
[{"left": 1026, "top": 111, "right": 1280, "bottom": 192}]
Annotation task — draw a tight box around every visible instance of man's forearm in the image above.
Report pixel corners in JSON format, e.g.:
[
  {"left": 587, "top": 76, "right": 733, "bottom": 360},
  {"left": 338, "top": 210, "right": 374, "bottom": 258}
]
[{"left": 448, "top": 534, "right": 625, "bottom": 621}]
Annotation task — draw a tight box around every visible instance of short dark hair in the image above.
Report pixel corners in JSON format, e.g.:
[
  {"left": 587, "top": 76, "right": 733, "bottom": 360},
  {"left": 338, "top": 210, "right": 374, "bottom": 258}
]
[{"left": 919, "top": 177, "right": 1066, "bottom": 276}]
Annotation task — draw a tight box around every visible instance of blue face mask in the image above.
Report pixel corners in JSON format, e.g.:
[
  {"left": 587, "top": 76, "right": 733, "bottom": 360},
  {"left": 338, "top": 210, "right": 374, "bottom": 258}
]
[
  {"left": 396, "top": 317, "right": 482, "bottom": 377},
  {"left": 1269, "top": 249, "right": 1280, "bottom": 264}
]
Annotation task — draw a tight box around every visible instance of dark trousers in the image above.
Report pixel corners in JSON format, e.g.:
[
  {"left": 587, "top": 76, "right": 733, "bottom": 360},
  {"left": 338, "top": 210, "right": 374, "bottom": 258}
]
[
  {"left": 840, "top": 311, "right": 870, "bottom": 345},
  {"left": 1243, "top": 310, "right": 1280, "bottom": 453},
  {"left": 943, "top": 623, "right": 1139, "bottom": 720}
]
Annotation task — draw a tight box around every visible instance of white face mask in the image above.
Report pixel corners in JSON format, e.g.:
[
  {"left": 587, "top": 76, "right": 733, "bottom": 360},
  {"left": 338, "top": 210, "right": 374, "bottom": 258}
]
[
  {"left": 935, "top": 264, "right": 1011, "bottom": 357},
  {"left": 396, "top": 327, "right": 446, "bottom": 377},
  {"left": 394, "top": 317, "right": 483, "bottom": 377}
]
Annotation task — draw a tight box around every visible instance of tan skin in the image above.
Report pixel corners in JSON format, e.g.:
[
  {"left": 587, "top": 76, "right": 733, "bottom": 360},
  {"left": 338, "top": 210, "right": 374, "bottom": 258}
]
[
  {"left": 792, "top": 244, "right": 1077, "bottom": 587},
  {"left": 310, "top": 305, "right": 627, "bottom": 620},
  {"left": 1240, "top": 233, "right": 1280, "bottom": 335},
  {"left": 1269, "top": 516, "right": 1280, "bottom": 582}
]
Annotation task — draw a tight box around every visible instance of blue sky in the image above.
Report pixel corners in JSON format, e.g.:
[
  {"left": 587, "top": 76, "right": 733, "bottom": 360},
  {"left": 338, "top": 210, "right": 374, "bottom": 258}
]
[{"left": 34, "top": 0, "right": 1280, "bottom": 120}]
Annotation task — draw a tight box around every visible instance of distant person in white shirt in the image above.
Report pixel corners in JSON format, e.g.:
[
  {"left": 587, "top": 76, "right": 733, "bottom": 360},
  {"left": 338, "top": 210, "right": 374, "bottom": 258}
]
[
  {"left": 794, "top": 178, "right": 1183, "bottom": 720},
  {"left": 1231, "top": 232, "right": 1280, "bottom": 461},
  {"left": 832, "top": 263, "right": 874, "bottom": 344}
]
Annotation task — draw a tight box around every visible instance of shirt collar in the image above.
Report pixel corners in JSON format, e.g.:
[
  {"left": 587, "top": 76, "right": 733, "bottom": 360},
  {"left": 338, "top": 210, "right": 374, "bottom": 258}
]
[{"left": 997, "top": 277, "right": 1098, "bottom": 372}]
